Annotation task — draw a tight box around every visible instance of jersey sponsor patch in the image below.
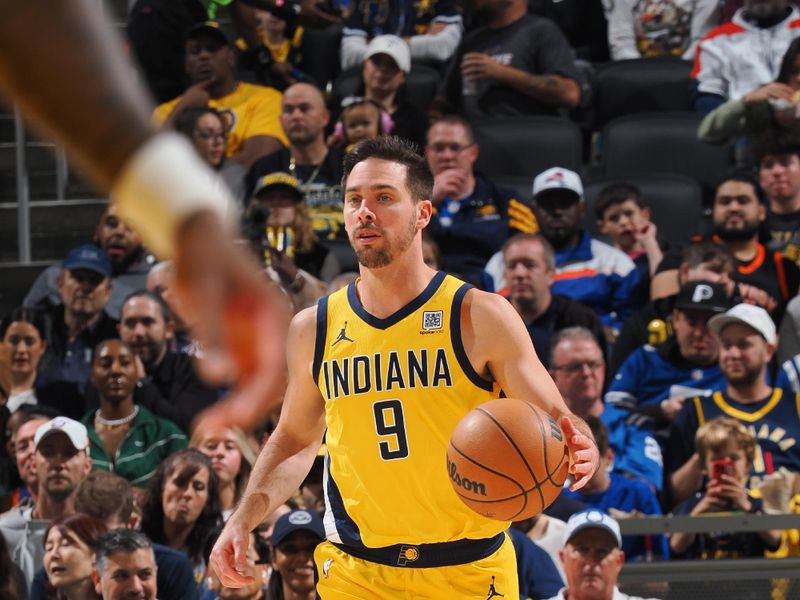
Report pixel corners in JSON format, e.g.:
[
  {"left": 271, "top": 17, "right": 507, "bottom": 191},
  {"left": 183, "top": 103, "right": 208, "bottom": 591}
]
[{"left": 422, "top": 310, "right": 443, "bottom": 331}]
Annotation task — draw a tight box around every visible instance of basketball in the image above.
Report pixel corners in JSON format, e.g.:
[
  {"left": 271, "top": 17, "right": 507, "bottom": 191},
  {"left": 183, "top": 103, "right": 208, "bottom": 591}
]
[{"left": 446, "top": 398, "right": 570, "bottom": 521}]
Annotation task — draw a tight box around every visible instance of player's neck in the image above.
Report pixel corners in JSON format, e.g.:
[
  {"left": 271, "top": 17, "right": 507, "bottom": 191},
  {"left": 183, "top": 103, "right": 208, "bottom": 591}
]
[
  {"left": 356, "top": 253, "right": 437, "bottom": 319},
  {"left": 727, "top": 379, "right": 772, "bottom": 404}
]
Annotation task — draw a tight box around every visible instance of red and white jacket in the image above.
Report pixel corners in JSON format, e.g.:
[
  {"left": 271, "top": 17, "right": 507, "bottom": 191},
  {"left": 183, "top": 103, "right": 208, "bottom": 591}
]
[{"left": 692, "top": 6, "right": 800, "bottom": 101}]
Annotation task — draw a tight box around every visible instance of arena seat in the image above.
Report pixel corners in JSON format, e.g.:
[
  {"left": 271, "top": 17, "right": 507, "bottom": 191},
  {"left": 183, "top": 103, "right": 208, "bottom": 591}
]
[
  {"left": 330, "top": 64, "right": 441, "bottom": 115},
  {"left": 600, "top": 112, "right": 732, "bottom": 194},
  {"left": 593, "top": 57, "right": 693, "bottom": 129},
  {"left": 583, "top": 174, "right": 705, "bottom": 248},
  {"left": 472, "top": 116, "right": 583, "bottom": 179}
]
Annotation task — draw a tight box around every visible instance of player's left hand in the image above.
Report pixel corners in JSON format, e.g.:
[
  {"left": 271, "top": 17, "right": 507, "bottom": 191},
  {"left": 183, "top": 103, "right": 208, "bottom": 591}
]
[{"left": 561, "top": 416, "right": 600, "bottom": 491}]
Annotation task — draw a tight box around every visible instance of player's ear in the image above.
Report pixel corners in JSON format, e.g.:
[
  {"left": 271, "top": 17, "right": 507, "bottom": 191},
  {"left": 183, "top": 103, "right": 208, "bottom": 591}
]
[{"left": 417, "top": 199, "right": 433, "bottom": 229}]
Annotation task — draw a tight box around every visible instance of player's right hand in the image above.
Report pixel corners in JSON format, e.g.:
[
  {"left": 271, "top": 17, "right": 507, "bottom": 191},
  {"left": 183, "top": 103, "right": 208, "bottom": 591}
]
[
  {"left": 173, "top": 212, "right": 290, "bottom": 433},
  {"left": 209, "top": 518, "right": 254, "bottom": 588}
]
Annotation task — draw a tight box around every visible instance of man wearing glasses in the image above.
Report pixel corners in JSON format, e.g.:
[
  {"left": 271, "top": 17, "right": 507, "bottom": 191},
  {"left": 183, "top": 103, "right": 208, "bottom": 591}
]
[
  {"left": 549, "top": 327, "right": 607, "bottom": 418},
  {"left": 424, "top": 115, "right": 537, "bottom": 288}
]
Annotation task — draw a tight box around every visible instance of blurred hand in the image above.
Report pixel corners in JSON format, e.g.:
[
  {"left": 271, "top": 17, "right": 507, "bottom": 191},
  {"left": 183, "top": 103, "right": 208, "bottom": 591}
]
[
  {"left": 635, "top": 221, "right": 658, "bottom": 246},
  {"left": 744, "top": 82, "right": 794, "bottom": 106},
  {"left": 178, "top": 78, "right": 214, "bottom": 110},
  {"left": 428, "top": 22, "right": 448, "bottom": 35},
  {"left": 716, "top": 473, "right": 751, "bottom": 512},
  {"left": 174, "top": 212, "right": 290, "bottom": 433},
  {"left": 461, "top": 52, "right": 503, "bottom": 83},
  {"left": 660, "top": 396, "right": 687, "bottom": 421},
  {"left": 431, "top": 168, "right": 469, "bottom": 204}
]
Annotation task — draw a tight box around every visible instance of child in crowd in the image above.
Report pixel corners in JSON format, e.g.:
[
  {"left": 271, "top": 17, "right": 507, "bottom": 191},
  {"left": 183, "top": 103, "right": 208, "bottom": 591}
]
[
  {"left": 562, "top": 416, "right": 668, "bottom": 562},
  {"left": 595, "top": 183, "right": 664, "bottom": 305},
  {"left": 331, "top": 97, "right": 393, "bottom": 151},
  {"left": 669, "top": 417, "right": 782, "bottom": 559}
]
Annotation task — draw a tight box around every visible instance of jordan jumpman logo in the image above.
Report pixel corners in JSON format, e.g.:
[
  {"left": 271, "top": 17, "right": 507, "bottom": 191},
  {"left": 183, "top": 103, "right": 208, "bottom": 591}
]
[
  {"left": 485, "top": 576, "right": 505, "bottom": 599},
  {"left": 332, "top": 321, "right": 354, "bottom": 346}
]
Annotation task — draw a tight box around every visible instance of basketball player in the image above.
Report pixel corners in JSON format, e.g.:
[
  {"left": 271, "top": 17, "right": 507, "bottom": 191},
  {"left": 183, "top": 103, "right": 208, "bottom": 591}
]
[
  {"left": 0, "top": 0, "right": 287, "bottom": 425},
  {"left": 210, "top": 137, "right": 599, "bottom": 598}
]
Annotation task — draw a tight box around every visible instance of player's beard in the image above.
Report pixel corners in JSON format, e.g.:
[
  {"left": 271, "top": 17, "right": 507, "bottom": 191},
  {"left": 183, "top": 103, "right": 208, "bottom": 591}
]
[{"left": 351, "top": 214, "right": 418, "bottom": 269}]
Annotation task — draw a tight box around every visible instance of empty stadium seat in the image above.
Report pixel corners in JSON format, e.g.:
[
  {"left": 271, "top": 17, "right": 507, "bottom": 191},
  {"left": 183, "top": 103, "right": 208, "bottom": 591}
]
[
  {"left": 593, "top": 58, "right": 693, "bottom": 129},
  {"left": 299, "top": 24, "right": 343, "bottom": 89},
  {"left": 492, "top": 175, "right": 535, "bottom": 205},
  {"left": 330, "top": 64, "right": 441, "bottom": 115},
  {"left": 582, "top": 174, "right": 705, "bottom": 248},
  {"left": 601, "top": 112, "right": 732, "bottom": 193},
  {"left": 472, "top": 117, "right": 583, "bottom": 179}
]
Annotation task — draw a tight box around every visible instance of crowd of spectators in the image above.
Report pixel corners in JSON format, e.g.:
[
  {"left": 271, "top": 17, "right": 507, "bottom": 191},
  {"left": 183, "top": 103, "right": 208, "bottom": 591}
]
[{"left": 9, "top": 0, "right": 800, "bottom": 598}]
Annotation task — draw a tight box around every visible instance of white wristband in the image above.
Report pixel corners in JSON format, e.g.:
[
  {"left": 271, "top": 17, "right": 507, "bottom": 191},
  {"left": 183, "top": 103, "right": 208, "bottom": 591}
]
[{"left": 111, "top": 133, "right": 236, "bottom": 258}]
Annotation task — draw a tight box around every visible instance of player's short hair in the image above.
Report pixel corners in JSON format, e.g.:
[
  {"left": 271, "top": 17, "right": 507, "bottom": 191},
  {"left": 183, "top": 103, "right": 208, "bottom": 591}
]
[
  {"left": 75, "top": 470, "right": 135, "bottom": 526},
  {"left": 342, "top": 136, "right": 433, "bottom": 204},
  {"left": 585, "top": 415, "right": 609, "bottom": 455},
  {"left": 594, "top": 182, "right": 645, "bottom": 220},
  {"left": 95, "top": 529, "right": 154, "bottom": 576},
  {"left": 502, "top": 233, "right": 555, "bottom": 271},
  {"left": 695, "top": 416, "right": 756, "bottom": 465},
  {"left": 681, "top": 240, "right": 735, "bottom": 274},
  {"left": 427, "top": 114, "right": 475, "bottom": 145}
]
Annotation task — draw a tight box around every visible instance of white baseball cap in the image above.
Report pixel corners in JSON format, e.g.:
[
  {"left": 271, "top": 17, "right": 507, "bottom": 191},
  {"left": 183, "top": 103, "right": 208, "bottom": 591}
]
[
  {"left": 563, "top": 509, "right": 622, "bottom": 548},
  {"left": 364, "top": 35, "right": 411, "bottom": 74},
  {"left": 34, "top": 417, "right": 90, "bottom": 452},
  {"left": 708, "top": 303, "right": 777, "bottom": 344},
  {"left": 532, "top": 167, "right": 584, "bottom": 201}
]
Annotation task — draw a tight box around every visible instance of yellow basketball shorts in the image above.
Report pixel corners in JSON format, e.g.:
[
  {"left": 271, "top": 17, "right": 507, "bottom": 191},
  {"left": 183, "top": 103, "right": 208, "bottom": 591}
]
[{"left": 314, "top": 533, "right": 518, "bottom": 599}]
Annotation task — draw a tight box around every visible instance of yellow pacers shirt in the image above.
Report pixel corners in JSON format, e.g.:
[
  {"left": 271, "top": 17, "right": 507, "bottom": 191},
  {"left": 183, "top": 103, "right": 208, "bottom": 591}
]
[
  {"left": 314, "top": 272, "right": 507, "bottom": 550},
  {"left": 153, "top": 81, "right": 288, "bottom": 156}
]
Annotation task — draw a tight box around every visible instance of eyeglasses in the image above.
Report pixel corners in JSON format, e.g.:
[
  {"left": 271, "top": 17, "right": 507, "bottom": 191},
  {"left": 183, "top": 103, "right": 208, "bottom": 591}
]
[
  {"left": 427, "top": 142, "right": 474, "bottom": 155},
  {"left": 276, "top": 541, "right": 318, "bottom": 555},
  {"left": 551, "top": 360, "right": 604, "bottom": 374},
  {"left": 194, "top": 130, "right": 226, "bottom": 141},
  {"left": 567, "top": 545, "right": 616, "bottom": 562}
]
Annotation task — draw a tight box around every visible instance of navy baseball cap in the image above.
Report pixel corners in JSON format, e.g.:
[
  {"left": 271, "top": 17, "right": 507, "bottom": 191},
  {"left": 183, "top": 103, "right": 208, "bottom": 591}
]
[
  {"left": 271, "top": 509, "right": 325, "bottom": 547},
  {"left": 62, "top": 245, "right": 111, "bottom": 278}
]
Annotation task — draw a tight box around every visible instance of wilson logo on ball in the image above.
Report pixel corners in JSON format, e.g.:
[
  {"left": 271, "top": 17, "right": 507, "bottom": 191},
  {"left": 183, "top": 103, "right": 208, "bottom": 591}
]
[{"left": 447, "top": 457, "right": 487, "bottom": 496}]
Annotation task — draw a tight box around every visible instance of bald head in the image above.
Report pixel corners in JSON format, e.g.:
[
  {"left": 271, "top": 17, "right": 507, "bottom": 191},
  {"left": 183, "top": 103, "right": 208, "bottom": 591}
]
[{"left": 281, "top": 83, "right": 330, "bottom": 147}]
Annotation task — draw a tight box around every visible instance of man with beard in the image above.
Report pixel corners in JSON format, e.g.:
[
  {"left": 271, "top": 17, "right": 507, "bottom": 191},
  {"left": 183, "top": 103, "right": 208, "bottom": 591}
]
[
  {"left": 692, "top": 0, "right": 800, "bottom": 112},
  {"left": 82, "top": 339, "right": 186, "bottom": 491},
  {"left": 247, "top": 82, "right": 346, "bottom": 243},
  {"left": 25, "top": 204, "right": 156, "bottom": 320},
  {"left": 601, "top": 281, "right": 729, "bottom": 492},
  {"left": 93, "top": 529, "right": 158, "bottom": 600},
  {"left": 0, "top": 417, "right": 92, "bottom": 587},
  {"left": 36, "top": 245, "right": 119, "bottom": 417},
  {"left": 210, "top": 137, "right": 599, "bottom": 598},
  {"left": 118, "top": 291, "right": 218, "bottom": 433},
  {"left": 656, "top": 173, "right": 800, "bottom": 323},
  {"left": 667, "top": 303, "right": 800, "bottom": 506}
]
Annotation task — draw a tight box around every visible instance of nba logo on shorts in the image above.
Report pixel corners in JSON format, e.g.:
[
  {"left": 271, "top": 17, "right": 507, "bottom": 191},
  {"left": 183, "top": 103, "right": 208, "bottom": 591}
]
[{"left": 422, "top": 311, "right": 443, "bottom": 331}]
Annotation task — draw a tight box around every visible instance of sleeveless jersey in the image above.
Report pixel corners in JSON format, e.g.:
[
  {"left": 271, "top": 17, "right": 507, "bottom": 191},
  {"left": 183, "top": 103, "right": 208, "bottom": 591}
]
[{"left": 313, "top": 271, "right": 506, "bottom": 549}]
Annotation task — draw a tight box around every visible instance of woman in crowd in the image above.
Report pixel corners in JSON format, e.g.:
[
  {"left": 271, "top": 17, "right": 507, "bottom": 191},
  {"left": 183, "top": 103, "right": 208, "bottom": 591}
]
[
  {"left": 191, "top": 425, "right": 256, "bottom": 520},
  {"left": 140, "top": 448, "right": 222, "bottom": 588},
  {"left": 174, "top": 107, "right": 247, "bottom": 208},
  {"left": 0, "top": 307, "right": 48, "bottom": 413},
  {"left": 40, "top": 513, "right": 108, "bottom": 600}
]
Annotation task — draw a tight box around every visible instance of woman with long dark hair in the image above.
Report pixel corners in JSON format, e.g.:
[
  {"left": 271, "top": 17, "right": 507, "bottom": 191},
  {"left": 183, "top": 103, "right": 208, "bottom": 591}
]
[
  {"left": 1, "top": 307, "right": 48, "bottom": 413},
  {"left": 140, "top": 448, "right": 222, "bottom": 588}
]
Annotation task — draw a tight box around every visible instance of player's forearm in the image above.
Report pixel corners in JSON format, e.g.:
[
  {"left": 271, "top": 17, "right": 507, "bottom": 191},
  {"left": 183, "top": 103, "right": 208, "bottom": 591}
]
[
  {"left": 233, "top": 428, "right": 322, "bottom": 530},
  {"left": 492, "top": 67, "right": 580, "bottom": 108},
  {"left": 0, "top": 0, "right": 154, "bottom": 190}
]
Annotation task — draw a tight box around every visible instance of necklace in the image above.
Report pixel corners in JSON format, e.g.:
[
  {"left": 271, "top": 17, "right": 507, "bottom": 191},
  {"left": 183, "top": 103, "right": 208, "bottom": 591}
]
[
  {"left": 95, "top": 405, "right": 139, "bottom": 431},
  {"left": 288, "top": 149, "right": 327, "bottom": 195}
]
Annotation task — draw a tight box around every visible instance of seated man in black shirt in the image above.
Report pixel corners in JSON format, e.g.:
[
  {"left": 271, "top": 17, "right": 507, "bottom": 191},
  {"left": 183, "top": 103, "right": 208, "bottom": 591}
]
[
  {"left": 502, "top": 233, "right": 605, "bottom": 368},
  {"left": 654, "top": 172, "right": 800, "bottom": 325},
  {"left": 117, "top": 290, "right": 218, "bottom": 433}
]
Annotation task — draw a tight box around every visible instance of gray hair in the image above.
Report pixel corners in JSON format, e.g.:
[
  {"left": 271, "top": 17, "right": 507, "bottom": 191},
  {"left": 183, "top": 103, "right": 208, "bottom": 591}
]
[
  {"left": 95, "top": 529, "right": 154, "bottom": 576},
  {"left": 502, "top": 233, "right": 556, "bottom": 271},
  {"left": 549, "top": 326, "right": 601, "bottom": 365}
]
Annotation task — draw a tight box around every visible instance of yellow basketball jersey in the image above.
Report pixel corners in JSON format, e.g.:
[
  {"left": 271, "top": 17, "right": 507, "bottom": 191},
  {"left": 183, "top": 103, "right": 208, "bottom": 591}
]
[{"left": 314, "top": 272, "right": 507, "bottom": 550}]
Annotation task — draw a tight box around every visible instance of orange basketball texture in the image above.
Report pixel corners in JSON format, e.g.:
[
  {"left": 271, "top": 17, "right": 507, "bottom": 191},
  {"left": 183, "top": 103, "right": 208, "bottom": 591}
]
[{"left": 446, "top": 398, "right": 570, "bottom": 521}]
